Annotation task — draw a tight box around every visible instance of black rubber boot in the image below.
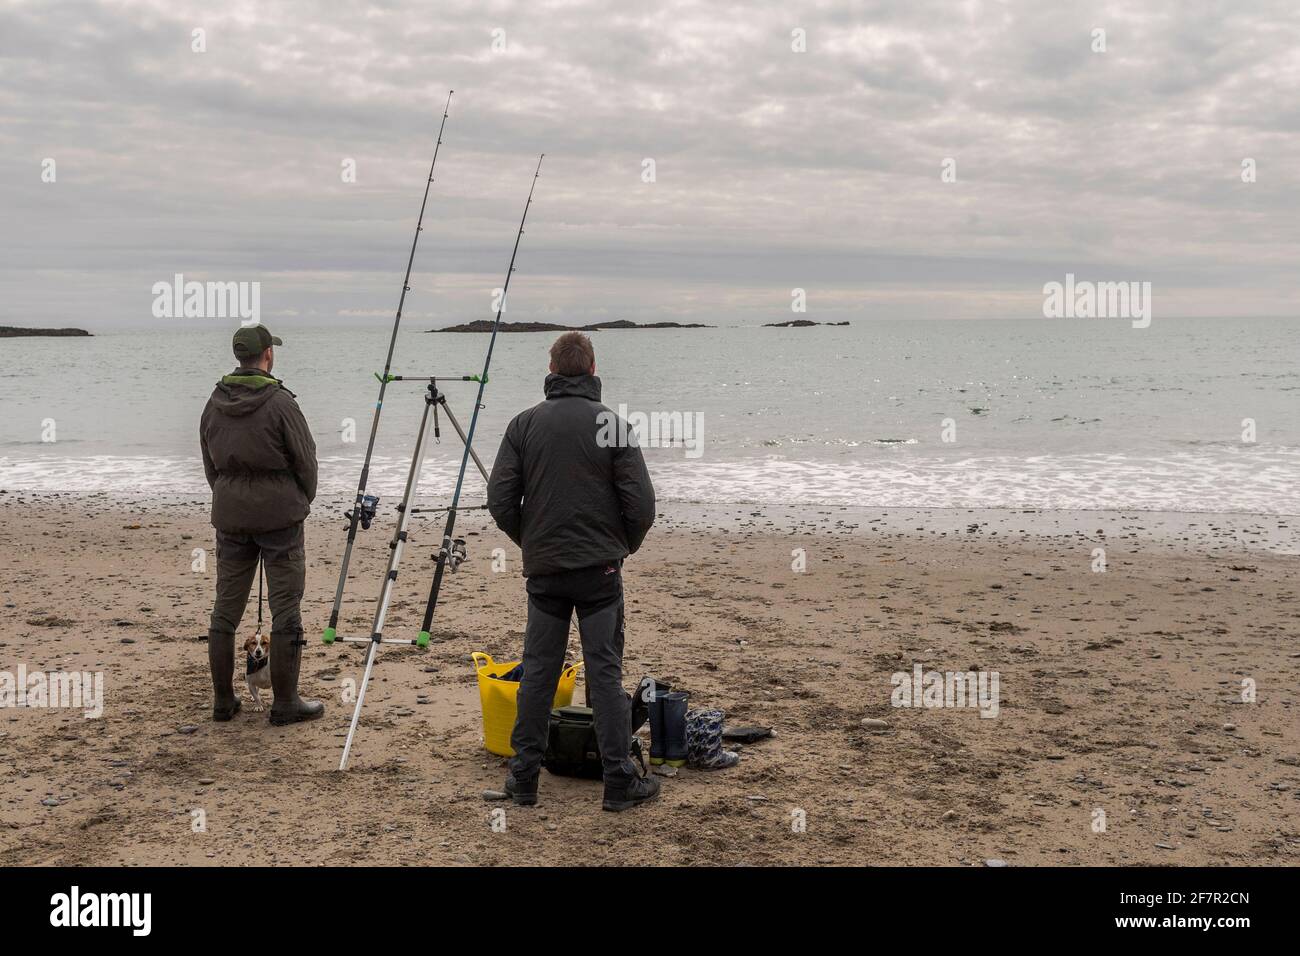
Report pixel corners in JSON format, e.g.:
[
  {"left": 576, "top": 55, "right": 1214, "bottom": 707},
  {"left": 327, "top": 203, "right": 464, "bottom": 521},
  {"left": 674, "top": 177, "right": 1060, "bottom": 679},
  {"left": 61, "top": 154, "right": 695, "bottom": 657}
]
[
  {"left": 269, "top": 628, "right": 324, "bottom": 726},
  {"left": 648, "top": 689, "right": 667, "bottom": 765},
  {"left": 504, "top": 774, "right": 539, "bottom": 807},
  {"left": 661, "top": 691, "right": 689, "bottom": 767},
  {"left": 602, "top": 772, "right": 661, "bottom": 812},
  {"left": 208, "top": 629, "right": 242, "bottom": 721}
]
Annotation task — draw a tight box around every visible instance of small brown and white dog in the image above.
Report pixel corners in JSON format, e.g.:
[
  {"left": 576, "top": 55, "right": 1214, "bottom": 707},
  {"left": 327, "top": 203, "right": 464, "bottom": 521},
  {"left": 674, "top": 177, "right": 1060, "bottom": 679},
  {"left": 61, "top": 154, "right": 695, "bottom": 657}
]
[{"left": 244, "top": 631, "right": 272, "bottom": 711}]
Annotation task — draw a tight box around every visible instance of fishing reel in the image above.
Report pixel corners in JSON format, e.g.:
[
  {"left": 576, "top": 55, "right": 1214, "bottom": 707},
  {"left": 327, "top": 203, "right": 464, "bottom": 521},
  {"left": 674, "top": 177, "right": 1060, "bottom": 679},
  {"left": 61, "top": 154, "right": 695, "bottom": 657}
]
[
  {"left": 443, "top": 537, "right": 469, "bottom": 572},
  {"left": 345, "top": 494, "right": 381, "bottom": 531}
]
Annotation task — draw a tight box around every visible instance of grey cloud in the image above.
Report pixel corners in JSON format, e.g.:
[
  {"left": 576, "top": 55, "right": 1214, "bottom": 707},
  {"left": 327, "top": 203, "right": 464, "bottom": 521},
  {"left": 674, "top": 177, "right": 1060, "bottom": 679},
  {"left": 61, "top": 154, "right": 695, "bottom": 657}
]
[{"left": 1, "top": 0, "right": 1298, "bottom": 328}]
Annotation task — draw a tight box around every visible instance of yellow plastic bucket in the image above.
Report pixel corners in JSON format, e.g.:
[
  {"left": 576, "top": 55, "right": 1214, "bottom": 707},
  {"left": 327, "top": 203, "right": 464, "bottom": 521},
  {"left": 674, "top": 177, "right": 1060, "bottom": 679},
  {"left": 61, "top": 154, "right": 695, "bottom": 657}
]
[{"left": 472, "top": 651, "right": 583, "bottom": 757}]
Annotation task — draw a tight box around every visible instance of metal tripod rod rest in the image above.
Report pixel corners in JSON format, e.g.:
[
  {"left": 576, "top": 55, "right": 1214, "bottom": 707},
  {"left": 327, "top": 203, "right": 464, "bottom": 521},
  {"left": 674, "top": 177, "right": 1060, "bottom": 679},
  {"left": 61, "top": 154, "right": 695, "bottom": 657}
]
[
  {"left": 337, "top": 383, "right": 438, "bottom": 772},
  {"left": 331, "top": 376, "right": 487, "bottom": 771}
]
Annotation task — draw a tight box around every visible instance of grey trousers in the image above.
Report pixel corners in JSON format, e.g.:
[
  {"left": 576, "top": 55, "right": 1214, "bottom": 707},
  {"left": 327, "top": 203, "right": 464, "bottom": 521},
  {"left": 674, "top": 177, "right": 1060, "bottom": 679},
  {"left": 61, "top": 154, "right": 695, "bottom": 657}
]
[
  {"left": 508, "top": 562, "right": 635, "bottom": 784},
  {"left": 209, "top": 523, "right": 306, "bottom": 638},
  {"left": 206, "top": 523, "right": 307, "bottom": 701}
]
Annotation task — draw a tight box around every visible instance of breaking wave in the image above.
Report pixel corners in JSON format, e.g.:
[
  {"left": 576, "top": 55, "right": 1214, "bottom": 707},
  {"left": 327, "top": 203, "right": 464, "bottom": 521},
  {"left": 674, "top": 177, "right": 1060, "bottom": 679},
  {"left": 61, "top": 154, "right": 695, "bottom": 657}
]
[{"left": 3, "top": 448, "right": 1297, "bottom": 515}]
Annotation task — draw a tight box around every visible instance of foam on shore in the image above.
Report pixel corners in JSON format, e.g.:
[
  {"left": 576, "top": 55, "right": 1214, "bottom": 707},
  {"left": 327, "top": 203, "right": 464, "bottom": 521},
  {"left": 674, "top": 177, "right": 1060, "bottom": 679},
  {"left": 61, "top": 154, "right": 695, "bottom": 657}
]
[{"left": 3, "top": 448, "right": 1297, "bottom": 517}]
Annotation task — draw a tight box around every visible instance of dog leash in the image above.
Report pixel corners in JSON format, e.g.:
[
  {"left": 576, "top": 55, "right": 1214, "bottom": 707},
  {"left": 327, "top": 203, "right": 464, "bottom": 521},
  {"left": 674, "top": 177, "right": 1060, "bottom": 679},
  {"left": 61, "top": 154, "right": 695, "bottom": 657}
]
[
  {"left": 246, "top": 556, "right": 271, "bottom": 677},
  {"left": 256, "top": 556, "right": 264, "bottom": 636}
]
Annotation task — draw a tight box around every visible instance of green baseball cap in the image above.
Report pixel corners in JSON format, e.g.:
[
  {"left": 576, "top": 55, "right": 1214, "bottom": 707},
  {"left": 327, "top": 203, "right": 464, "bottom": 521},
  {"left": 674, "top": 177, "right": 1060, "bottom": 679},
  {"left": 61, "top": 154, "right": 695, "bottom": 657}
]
[{"left": 232, "top": 324, "right": 282, "bottom": 359}]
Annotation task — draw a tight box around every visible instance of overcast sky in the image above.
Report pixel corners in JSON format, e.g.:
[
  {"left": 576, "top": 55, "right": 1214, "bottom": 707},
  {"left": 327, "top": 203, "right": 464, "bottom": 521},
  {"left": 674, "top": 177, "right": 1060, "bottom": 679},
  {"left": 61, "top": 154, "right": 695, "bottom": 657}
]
[{"left": 2, "top": 0, "right": 1298, "bottom": 328}]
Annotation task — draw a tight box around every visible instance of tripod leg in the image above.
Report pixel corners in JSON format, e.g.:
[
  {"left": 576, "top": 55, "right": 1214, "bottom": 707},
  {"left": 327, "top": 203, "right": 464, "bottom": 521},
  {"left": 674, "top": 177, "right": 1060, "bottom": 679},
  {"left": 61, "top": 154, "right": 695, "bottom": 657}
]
[
  {"left": 438, "top": 399, "right": 490, "bottom": 484},
  {"left": 340, "top": 638, "right": 378, "bottom": 771},
  {"left": 339, "top": 392, "right": 435, "bottom": 770}
]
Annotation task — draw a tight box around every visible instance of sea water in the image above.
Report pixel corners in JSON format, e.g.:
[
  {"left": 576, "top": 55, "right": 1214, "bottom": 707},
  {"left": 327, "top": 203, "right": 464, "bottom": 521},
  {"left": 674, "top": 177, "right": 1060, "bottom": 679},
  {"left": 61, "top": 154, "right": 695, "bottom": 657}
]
[{"left": 1, "top": 316, "right": 1296, "bottom": 514}]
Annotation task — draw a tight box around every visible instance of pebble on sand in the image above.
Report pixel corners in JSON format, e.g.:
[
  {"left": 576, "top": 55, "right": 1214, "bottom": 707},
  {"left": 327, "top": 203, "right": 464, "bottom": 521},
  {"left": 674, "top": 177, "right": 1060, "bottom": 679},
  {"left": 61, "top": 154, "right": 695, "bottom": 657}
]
[{"left": 861, "top": 718, "right": 890, "bottom": 731}]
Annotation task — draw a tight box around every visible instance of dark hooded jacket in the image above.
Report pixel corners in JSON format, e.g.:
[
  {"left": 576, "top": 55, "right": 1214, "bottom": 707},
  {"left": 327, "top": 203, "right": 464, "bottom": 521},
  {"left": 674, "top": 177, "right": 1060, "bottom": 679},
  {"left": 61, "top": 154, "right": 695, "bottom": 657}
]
[
  {"left": 200, "top": 368, "right": 318, "bottom": 534},
  {"left": 487, "top": 374, "right": 655, "bottom": 577}
]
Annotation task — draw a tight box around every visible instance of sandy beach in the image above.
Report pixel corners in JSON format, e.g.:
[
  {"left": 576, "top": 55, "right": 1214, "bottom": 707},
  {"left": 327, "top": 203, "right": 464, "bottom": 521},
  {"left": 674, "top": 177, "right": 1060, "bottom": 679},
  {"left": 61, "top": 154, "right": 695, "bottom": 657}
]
[{"left": 0, "top": 493, "right": 1296, "bottom": 866}]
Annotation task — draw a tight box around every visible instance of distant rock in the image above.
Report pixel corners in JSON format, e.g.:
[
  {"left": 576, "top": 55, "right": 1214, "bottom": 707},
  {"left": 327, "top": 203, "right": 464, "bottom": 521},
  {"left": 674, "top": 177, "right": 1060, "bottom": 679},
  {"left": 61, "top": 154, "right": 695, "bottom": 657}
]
[
  {"left": 762, "top": 320, "right": 850, "bottom": 328},
  {"left": 0, "top": 326, "right": 92, "bottom": 337},
  {"left": 588, "top": 319, "right": 713, "bottom": 330},
  {"left": 428, "top": 319, "right": 712, "bottom": 333},
  {"left": 429, "top": 320, "right": 563, "bottom": 333}
]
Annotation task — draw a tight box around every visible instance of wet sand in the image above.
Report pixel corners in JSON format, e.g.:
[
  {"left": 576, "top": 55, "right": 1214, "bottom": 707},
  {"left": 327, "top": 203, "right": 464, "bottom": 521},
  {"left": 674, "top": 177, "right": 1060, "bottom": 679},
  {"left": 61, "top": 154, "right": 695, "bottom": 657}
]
[{"left": 0, "top": 493, "right": 1297, "bottom": 866}]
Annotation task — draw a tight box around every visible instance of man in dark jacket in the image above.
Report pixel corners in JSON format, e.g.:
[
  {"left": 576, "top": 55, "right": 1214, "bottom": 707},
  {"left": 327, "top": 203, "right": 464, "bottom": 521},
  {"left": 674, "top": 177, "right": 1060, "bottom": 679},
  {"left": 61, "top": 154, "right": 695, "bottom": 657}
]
[
  {"left": 488, "top": 331, "right": 658, "bottom": 812},
  {"left": 200, "top": 324, "right": 324, "bottom": 726}
]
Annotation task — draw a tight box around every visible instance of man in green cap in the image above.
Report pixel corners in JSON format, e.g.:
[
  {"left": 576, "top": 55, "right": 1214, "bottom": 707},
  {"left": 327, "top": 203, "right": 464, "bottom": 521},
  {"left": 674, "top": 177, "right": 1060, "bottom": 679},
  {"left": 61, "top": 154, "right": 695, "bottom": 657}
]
[{"left": 200, "top": 324, "right": 324, "bottom": 725}]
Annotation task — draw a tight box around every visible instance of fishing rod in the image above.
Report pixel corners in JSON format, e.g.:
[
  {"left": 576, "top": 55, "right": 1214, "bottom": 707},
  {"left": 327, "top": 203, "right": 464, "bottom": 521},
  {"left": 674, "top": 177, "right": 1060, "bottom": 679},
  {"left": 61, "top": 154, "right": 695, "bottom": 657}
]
[
  {"left": 322, "top": 89, "right": 453, "bottom": 645},
  {"left": 416, "top": 152, "right": 544, "bottom": 646}
]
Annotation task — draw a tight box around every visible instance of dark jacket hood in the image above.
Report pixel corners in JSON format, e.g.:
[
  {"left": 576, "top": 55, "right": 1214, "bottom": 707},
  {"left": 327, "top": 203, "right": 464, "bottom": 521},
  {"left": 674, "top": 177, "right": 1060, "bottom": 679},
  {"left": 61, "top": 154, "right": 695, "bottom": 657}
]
[
  {"left": 210, "top": 368, "right": 283, "bottom": 418},
  {"left": 489, "top": 373, "right": 655, "bottom": 577},
  {"left": 544, "top": 373, "right": 602, "bottom": 402},
  {"left": 200, "top": 367, "right": 318, "bottom": 535}
]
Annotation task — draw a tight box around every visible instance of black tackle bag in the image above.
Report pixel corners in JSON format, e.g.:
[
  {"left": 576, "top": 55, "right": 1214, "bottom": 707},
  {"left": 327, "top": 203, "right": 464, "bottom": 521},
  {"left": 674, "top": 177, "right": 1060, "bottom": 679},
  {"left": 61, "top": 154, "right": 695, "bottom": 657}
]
[{"left": 542, "top": 704, "right": 647, "bottom": 779}]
